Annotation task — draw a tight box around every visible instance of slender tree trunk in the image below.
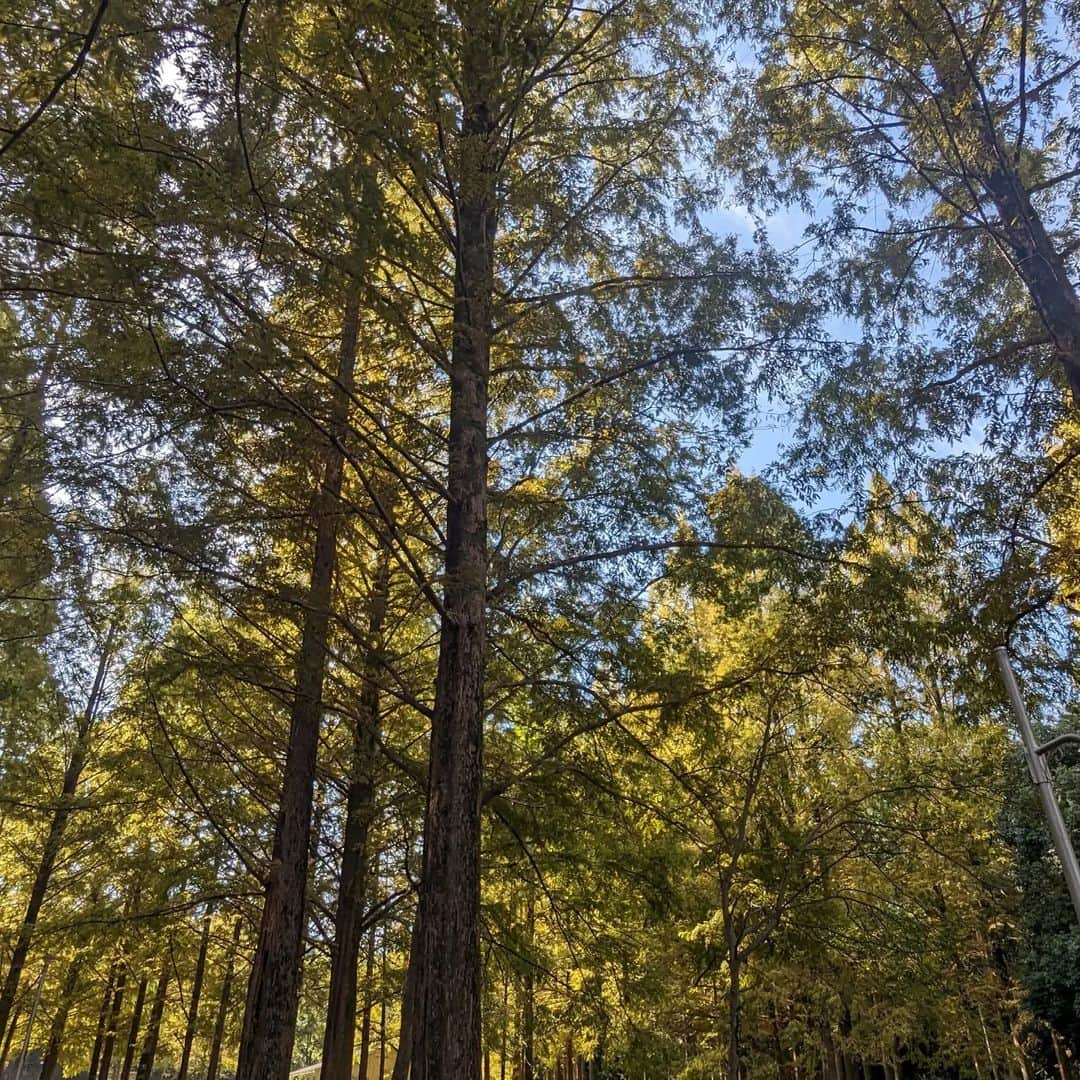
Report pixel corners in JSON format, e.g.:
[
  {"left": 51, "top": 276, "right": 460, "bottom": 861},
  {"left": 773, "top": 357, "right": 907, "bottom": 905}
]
[
  {"left": 409, "top": 14, "right": 498, "bottom": 1076},
  {"left": 500, "top": 975, "right": 508, "bottom": 1080},
  {"left": 117, "top": 975, "right": 148, "bottom": 1080},
  {"left": 391, "top": 911, "right": 422, "bottom": 1080},
  {"left": 206, "top": 919, "right": 243, "bottom": 1080},
  {"left": 322, "top": 549, "right": 390, "bottom": 1080},
  {"left": 727, "top": 955, "right": 742, "bottom": 1080},
  {"left": 88, "top": 963, "right": 120, "bottom": 1080},
  {"left": 522, "top": 894, "right": 535, "bottom": 1080},
  {"left": 134, "top": 965, "right": 170, "bottom": 1080},
  {"left": 96, "top": 960, "right": 128, "bottom": 1080},
  {"left": 234, "top": 294, "right": 361, "bottom": 1080},
  {"left": 357, "top": 925, "right": 378, "bottom": 1080},
  {"left": 0, "top": 1005, "right": 22, "bottom": 1080},
  {"left": 177, "top": 914, "right": 213, "bottom": 1080},
  {"left": 1051, "top": 1030, "right": 1070, "bottom": 1080},
  {"left": 39, "top": 959, "right": 81, "bottom": 1080},
  {"left": 378, "top": 934, "right": 387, "bottom": 1080},
  {"left": 0, "top": 630, "right": 115, "bottom": 1039}
]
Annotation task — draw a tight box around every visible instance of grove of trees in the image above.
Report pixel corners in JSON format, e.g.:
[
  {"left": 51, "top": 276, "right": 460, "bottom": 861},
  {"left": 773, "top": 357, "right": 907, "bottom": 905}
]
[{"left": 3, "top": 0, "right": 1080, "bottom": 1077}]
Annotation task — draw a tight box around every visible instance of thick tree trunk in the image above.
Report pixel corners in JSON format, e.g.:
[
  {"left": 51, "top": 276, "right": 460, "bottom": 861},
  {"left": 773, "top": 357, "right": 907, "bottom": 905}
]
[
  {"left": 322, "top": 550, "right": 389, "bottom": 1080},
  {"left": 234, "top": 294, "right": 361, "bottom": 1080},
  {"left": 0, "top": 631, "right": 114, "bottom": 1039},
  {"left": 177, "top": 914, "right": 213, "bottom": 1080},
  {"left": 408, "top": 11, "right": 497, "bottom": 1076},
  {"left": 981, "top": 157, "right": 1080, "bottom": 400},
  {"left": 206, "top": 919, "right": 243, "bottom": 1080},
  {"left": 88, "top": 962, "right": 120, "bottom": 1080},
  {"left": 117, "top": 975, "right": 148, "bottom": 1080},
  {"left": 39, "top": 959, "right": 81, "bottom": 1080},
  {"left": 95, "top": 959, "right": 128, "bottom": 1080},
  {"left": 134, "top": 966, "right": 170, "bottom": 1080}
]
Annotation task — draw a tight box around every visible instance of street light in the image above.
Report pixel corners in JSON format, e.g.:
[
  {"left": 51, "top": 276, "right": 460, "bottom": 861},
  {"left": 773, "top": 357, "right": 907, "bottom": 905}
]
[{"left": 995, "top": 646, "right": 1080, "bottom": 925}]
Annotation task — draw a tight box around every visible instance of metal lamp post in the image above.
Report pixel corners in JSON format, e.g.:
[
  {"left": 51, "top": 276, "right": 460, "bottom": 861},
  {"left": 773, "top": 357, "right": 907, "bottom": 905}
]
[{"left": 995, "top": 646, "right": 1080, "bottom": 924}]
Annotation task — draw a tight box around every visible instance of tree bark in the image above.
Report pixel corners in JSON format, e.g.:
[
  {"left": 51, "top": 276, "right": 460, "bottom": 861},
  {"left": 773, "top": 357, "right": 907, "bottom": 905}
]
[
  {"left": 206, "top": 919, "right": 243, "bottom": 1080},
  {"left": 0, "top": 1004, "right": 21, "bottom": 1080},
  {"left": 408, "top": 10, "right": 497, "bottom": 1076},
  {"left": 134, "top": 965, "right": 170, "bottom": 1080},
  {"left": 95, "top": 959, "right": 128, "bottom": 1080},
  {"left": 88, "top": 962, "right": 120, "bottom": 1080},
  {"left": 0, "top": 628, "right": 115, "bottom": 1039},
  {"left": 391, "top": 910, "right": 423, "bottom": 1080},
  {"left": 117, "top": 975, "right": 148, "bottom": 1080},
  {"left": 234, "top": 293, "right": 361, "bottom": 1080},
  {"left": 521, "top": 894, "right": 535, "bottom": 1080},
  {"left": 177, "top": 914, "right": 213, "bottom": 1080},
  {"left": 322, "top": 549, "right": 390, "bottom": 1080},
  {"left": 39, "top": 959, "right": 82, "bottom": 1080},
  {"left": 357, "top": 925, "right": 378, "bottom": 1080}
]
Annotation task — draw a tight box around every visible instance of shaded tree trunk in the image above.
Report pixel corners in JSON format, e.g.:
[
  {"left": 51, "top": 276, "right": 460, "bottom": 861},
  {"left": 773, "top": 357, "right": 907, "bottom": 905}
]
[
  {"left": 357, "top": 925, "right": 378, "bottom": 1080},
  {"left": 391, "top": 910, "right": 423, "bottom": 1080},
  {"left": 95, "top": 959, "right": 128, "bottom": 1080},
  {"left": 206, "top": 919, "right": 243, "bottom": 1080},
  {"left": 177, "top": 914, "right": 213, "bottom": 1080},
  {"left": 0, "top": 629, "right": 115, "bottom": 1039},
  {"left": 88, "top": 962, "right": 120, "bottom": 1080},
  {"left": 322, "top": 549, "right": 390, "bottom": 1080},
  {"left": 521, "top": 894, "right": 535, "bottom": 1080},
  {"left": 39, "top": 959, "right": 82, "bottom": 1080},
  {"left": 117, "top": 975, "right": 148, "bottom": 1080},
  {"left": 408, "top": 11, "right": 498, "bottom": 1076},
  {"left": 0, "top": 1005, "right": 22, "bottom": 1080},
  {"left": 234, "top": 294, "right": 361, "bottom": 1080},
  {"left": 134, "top": 965, "right": 170, "bottom": 1080}
]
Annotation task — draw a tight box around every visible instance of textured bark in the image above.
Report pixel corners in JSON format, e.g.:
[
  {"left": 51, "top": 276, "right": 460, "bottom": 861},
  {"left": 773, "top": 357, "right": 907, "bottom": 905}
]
[
  {"left": 177, "top": 914, "right": 213, "bottom": 1080},
  {"left": 409, "top": 9, "right": 497, "bottom": 1076},
  {"left": 206, "top": 919, "right": 243, "bottom": 1080},
  {"left": 378, "top": 939, "right": 387, "bottom": 1080},
  {"left": 39, "top": 959, "right": 82, "bottom": 1080},
  {"left": 234, "top": 294, "right": 361, "bottom": 1080},
  {"left": 95, "top": 959, "right": 128, "bottom": 1080},
  {"left": 322, "top": 551, "right": 390, "bottom": 1080},
  {"left": 134, "top": 966, "right": 169, "bottom": 1080},
  {"left": 0, "top": 630, "right": 114, "bottom": 1039},
  {"left": 117, "top": 975, "right": 148, "bottom": 1080}
]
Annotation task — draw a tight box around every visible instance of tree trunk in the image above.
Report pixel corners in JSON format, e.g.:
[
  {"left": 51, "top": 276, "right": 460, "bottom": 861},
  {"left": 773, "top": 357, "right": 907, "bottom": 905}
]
[
  {"left": 134, "top": 965, "right": 170, "bottom": 1080},
  {"left": 1051, "top": 1030, "right": 1070, "bottom": 1080},
  {"left": 234, "top": 293, "right": 361, "bottom": 1080},
  {"left": 727, "top": 956, "right": 742, "bottom": 1080},
  {"left": 95, "top": 959, "right": 128, "bottom": 1080},
  {"left": 206, "top": 919, "right": 243, "bottom": 1080},
  {"left": 322, "top": 548, "right": 390, "bottom": 1080},
  {"left": 378, "top": 933, "right": 387, "bottom": 1080},
  {"left": 407, "top": 9, "right": 497, "bottom": 1076},
  {"left": 521, "top": 895, "right": 535, "bottom": 1080},
  {"left": 177, "top": 914, "right": 213, "bottom": 1080},
  {"left": 0, "top": 630, "right": 115, "bottom": 1039},
  {"left": 88, "top": 963, "right": 120, "bottom": 1080},
  {"left": 0, "top": 1004, "right": 22, "bottom": 1080},
  {"left": 39, "top": 959, "right": 82, "bottom": 1080},
  {"left": 357, "top": 925, "right": 378, "bottom": 1080},
  {"left": 391, "top": 911, "right": 422, "bottom": 1080},
  {"left": 117, "top": 975, "right": 148, "bottom": 1080}
]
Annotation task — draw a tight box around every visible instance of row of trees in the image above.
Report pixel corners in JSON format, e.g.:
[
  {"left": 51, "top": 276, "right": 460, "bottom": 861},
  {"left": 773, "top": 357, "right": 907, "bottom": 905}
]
[{"left": 2, "top": 0, "right": 1080, "bottom": 1077}]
